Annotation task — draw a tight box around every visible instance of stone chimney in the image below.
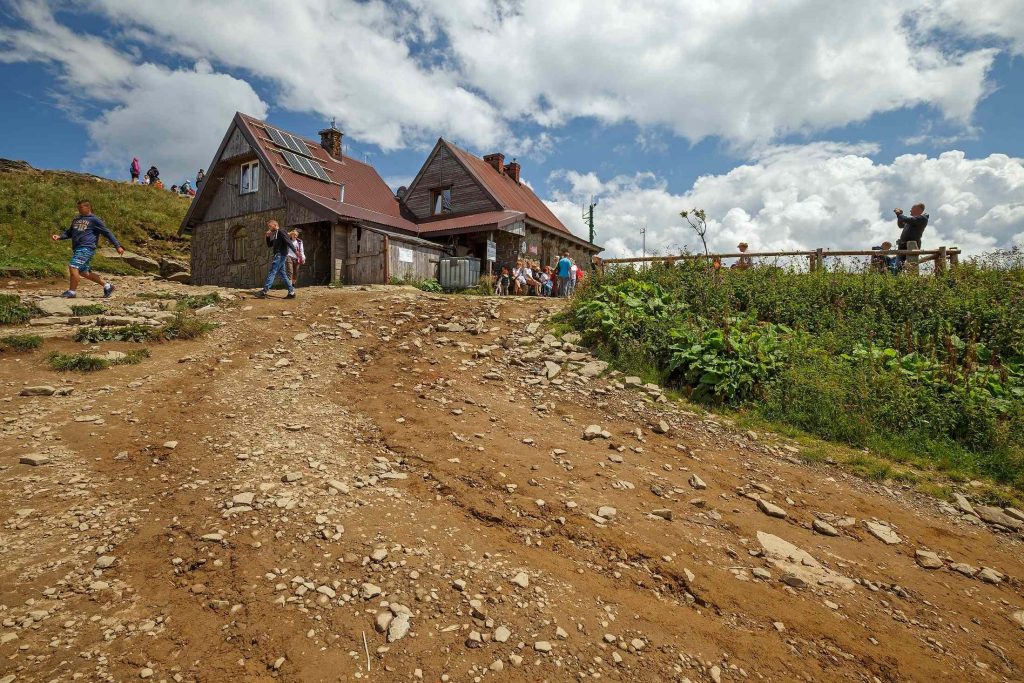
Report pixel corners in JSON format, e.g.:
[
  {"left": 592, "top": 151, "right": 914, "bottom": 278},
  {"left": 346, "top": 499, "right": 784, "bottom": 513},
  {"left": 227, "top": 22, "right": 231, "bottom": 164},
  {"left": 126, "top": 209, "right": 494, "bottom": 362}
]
[
  {"left": 483, "top": 153, "right": 505, "bottom": 174},
  {"left": 318, "top": 119, "right": 344, "bottom": 160},
  {"left": 504, "top": 159, "right": 521, "bottom": 184}
]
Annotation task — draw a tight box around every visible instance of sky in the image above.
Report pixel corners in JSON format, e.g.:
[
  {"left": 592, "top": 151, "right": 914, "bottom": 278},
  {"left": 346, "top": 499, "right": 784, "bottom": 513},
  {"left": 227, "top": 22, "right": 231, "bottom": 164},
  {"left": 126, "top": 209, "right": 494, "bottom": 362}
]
[{"left": 1, "top": 0, "right": 1023, "bottom": 258}]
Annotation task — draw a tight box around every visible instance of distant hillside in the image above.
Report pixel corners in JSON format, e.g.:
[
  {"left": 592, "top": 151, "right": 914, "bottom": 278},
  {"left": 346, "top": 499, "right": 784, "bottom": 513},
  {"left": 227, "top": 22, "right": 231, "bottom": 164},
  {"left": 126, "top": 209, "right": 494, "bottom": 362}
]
[{"left": 0, "top": 159, "right": 191, "bottom": 278}]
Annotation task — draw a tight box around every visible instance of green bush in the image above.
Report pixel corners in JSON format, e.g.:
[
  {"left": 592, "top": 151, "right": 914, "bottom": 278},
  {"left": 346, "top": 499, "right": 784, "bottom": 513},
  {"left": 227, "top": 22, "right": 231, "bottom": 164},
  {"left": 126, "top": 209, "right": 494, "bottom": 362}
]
[
  {"left": 0, "top": 333, "right": 43, "bottom": 351},
  {"left": 47, "top": 348, "right": 150, "bottom": 372},
  {"left": 176, "top": 292, "right": 220, "bottom": 310},
  {"left": 0, "top": 294, "right": 36, "bottom": 325},
  {"left": 159, "top": 311, "right": 217, "bottom": 340},
  {"left": 75, "top": 323, "right": 157, "bottom": 343},
  {"left": 568, "top": 258, "right": 1024, "bottom": 491},
  {"left": 70, "top": 303, "right": 106, "bottom": 316},
  {"left": 389, "top": 276, "right": 444, "bottom": 293}
]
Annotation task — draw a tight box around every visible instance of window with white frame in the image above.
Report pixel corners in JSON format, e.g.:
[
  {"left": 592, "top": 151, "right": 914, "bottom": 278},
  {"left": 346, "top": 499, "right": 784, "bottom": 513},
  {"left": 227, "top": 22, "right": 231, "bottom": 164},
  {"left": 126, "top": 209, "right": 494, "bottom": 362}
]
[{"left": 240, "top": 160, "right": 259, "bottom": 194}]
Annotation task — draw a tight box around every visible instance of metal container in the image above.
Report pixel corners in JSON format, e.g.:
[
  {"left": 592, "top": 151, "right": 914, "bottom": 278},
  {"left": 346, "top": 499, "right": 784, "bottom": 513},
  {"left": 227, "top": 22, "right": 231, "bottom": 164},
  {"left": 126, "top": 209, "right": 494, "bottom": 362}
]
[{"left": 439, "top": 257, "right": 482, "bottom": 290}]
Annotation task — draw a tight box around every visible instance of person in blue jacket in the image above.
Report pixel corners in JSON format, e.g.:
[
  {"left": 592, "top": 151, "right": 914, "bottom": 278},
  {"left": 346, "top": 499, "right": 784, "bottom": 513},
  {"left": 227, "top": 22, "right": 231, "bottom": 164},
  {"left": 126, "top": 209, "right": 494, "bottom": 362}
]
[{"left": 50, "top": 200, "right": 125, "bottom": 298}]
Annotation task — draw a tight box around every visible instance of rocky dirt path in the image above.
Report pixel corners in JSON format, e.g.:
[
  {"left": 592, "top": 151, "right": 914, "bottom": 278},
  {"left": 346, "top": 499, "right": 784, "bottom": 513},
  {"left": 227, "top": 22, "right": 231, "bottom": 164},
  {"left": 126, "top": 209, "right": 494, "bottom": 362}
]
[{"left": 1, "top": 282, "right": 1022, "bottom": 683}]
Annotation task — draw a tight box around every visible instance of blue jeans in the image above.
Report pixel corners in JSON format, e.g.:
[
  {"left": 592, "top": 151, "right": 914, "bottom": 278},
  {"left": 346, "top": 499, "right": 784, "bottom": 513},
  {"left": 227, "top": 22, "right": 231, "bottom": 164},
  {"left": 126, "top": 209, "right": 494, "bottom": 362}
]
[{"left": 262, "top": 253, "right": 294, "bottom": 293}]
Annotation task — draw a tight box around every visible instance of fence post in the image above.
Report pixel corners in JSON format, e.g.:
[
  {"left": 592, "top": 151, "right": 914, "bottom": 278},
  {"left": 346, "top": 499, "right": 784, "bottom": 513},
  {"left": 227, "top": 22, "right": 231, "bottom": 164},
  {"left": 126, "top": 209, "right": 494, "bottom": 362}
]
[
  {"left": 906, "top": 240, "right": 919, "bottom": 275},
  {"left": 949, "top": 250, "right": 959, "bottom": 269},
  {"left": 815, "top": 248, "right": 824, "bottom": 272},
  {"left": 935, "top": 246, "right": 947, "bottom": 275}
]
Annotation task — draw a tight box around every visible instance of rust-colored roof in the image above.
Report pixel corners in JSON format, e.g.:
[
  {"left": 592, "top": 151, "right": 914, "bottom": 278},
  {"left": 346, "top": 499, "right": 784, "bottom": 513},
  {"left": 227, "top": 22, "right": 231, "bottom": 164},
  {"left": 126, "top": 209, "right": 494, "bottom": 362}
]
[
  {"left": 416, "top": 210, "right": 524, "bottom": 235},
  {"left": 443, "top": 141, "right": 570, "bottom": 234},
  {"left": 235, "top": 113, "right": 413, "bottom": 231}
]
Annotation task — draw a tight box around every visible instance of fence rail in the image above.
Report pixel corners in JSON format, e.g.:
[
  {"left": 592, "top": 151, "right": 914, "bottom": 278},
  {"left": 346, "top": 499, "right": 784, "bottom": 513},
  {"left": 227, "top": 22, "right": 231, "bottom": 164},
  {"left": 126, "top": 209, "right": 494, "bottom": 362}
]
[{"left": 600, "top": 242, "right": 961, "bottom": 275}]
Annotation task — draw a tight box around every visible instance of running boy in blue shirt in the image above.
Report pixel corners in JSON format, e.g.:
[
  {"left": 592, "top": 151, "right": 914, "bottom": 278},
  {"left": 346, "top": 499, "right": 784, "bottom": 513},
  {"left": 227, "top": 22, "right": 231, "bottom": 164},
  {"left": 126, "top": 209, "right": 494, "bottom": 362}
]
[{"left": 51, "top": 200, "right": 125, "bottom": 298}]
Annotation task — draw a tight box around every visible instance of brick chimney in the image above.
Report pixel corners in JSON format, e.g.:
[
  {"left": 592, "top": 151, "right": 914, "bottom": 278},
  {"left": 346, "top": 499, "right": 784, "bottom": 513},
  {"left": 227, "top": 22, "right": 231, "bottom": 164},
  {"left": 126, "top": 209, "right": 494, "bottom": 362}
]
[
  {"left": 483, "top": 153, "right": 505, "bottom": 174},
  {"left": 318, "top": 119, "right": 344, "bottom": 160},
  {"left": 504, "top": 159, "right": 521, "bottom": 184}
]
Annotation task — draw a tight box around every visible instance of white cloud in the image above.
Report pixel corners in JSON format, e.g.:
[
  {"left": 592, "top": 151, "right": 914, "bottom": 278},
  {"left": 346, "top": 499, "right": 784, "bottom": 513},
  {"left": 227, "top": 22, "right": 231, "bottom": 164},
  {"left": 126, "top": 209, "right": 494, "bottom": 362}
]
[
  {"left": 84, "top": 0, "right": 507, "bottom": 152},
  {"left": 545, "top": 144, "right": 1024, "bottom": 258},
  {"left": 0, "top": 1, "right": 267, "bottom": 182},
  {"left": 423, "top": 0, "right": 1001, "bottom": 148}
]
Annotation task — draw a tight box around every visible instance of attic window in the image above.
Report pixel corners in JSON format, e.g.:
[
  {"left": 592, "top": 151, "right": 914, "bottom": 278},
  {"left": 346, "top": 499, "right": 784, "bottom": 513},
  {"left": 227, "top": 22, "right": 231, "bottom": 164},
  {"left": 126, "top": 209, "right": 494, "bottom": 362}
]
[
  {"left": 432, "top": 187, "right": 452, "bottom": 215},
  {"left": 240, "top": 161, "right": 259, "bottom": 194}
]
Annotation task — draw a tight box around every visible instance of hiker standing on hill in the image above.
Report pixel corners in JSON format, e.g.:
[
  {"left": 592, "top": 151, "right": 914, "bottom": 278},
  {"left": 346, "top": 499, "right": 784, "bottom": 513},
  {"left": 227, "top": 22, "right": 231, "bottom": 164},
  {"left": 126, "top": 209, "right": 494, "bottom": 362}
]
[
  {"left": 130, "top": 157, "right": 140, "bottom": 184},
  {"left": 255, "top": 220, "right": 296, "bottom": 299},
  {"left": 196, "top": 168, "right": 205, "bottom": 187},
  {"left": 895, "top": 203, "right": 929, "bottom": 267},
  {"left": 50, "top": 200, "right": 124, "bottom": 299},
  {"left": 146, "top": 165, "right": 159, "bottom": 184}
]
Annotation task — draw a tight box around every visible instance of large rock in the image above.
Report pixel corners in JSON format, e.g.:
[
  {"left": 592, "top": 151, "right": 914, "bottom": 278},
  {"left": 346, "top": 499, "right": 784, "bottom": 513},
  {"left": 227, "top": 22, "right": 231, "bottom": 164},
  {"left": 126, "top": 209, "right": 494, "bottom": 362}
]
[
  {"left": 757, "top": 499, "right": 787, "bottom": 519},
  {"left": 165, "top": 272, "right": 191, "bottom": 284},
  {"left": 100, "top": 248, "right": 159, "bottom": 273},
  {"left": 757, "top": 531, "right": 855, "bottom": 590},
  {"left": 579, "top": 360, "right": 608, "bottom": 378},
  {"left": 1013, "top": 610, "right": 1024, "bottom": 629},
  {"left": 20, "top": 386, "right": 56, "bottom": 396},
  {"left": 862, "top": 520, "right": 901, "bottom": 544},
  {"left": 975, "top": 506, "right": 1023, "bottom": 531},
  {"left": 36, "top": 297, "right": 75, "bottom": 316},
  {"left": 915, "top": 549, "right": 943, "bottom": 569},
  {"left": 159, "top": 258, "right": 188, "bottom": 278}
]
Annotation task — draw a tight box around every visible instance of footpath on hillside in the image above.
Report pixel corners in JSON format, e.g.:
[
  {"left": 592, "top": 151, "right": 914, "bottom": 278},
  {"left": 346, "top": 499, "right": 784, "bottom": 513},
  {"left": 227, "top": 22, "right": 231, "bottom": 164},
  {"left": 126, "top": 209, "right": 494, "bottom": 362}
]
[{"left": 1, "top": 279, "right": 1022, "bottom": 683}]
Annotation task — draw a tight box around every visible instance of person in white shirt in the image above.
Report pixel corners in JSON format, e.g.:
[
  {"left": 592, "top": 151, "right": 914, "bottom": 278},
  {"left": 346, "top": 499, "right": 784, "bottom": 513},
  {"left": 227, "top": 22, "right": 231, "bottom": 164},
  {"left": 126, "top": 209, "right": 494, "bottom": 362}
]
[
  {"left": 286, "top": 229, "right": 305, "bottom": 287},
  {"left": 567, "top": 261, "right": 578, "bottom": 295}
]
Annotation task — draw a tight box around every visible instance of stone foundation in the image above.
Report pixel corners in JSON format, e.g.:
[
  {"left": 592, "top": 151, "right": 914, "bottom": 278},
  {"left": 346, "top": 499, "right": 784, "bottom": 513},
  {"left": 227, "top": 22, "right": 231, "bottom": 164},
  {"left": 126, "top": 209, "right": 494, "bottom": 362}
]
[{"left": 190, "top": 209, "right": 285, "bottom": 288}]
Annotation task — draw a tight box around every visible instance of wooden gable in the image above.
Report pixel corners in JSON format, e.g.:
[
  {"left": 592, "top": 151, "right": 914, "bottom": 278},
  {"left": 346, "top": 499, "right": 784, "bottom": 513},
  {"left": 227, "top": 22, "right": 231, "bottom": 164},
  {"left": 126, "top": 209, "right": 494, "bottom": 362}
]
[
  {"left": 181, "top": 118, "right": 285, "bottom": 232},
  {"left": 402, "top": 140, "right": 501, "bottom": 221}
]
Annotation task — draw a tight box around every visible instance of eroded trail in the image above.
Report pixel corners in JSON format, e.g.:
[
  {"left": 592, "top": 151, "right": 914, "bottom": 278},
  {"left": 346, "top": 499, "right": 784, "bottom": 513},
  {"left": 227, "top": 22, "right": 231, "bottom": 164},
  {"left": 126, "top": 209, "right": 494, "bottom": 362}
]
[{"left": 1, "top": 282, "right": 1022, "bottom": 683}]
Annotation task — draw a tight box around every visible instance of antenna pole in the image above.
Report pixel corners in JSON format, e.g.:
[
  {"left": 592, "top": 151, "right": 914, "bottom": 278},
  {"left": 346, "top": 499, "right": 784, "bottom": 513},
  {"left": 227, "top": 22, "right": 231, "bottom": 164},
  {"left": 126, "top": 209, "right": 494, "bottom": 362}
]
[
  {"left": 640, "top": 226, "right": 646, "bottom": 268},
  {"left": 582, "top": 196, "right": 596, "bottom": 244}
]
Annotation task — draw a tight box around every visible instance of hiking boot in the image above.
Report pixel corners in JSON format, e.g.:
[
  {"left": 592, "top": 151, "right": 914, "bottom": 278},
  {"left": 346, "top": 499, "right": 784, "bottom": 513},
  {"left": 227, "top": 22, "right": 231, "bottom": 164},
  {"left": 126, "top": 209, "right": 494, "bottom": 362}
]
[
  {"left": 285, "top": 292, "right": 296, "bottom": 299},
  {"left": 59, "top": 290, "right": 76, "bottom": 298},
  {"left": 103, "top": 283, "right": 114, "bottom": 298}
]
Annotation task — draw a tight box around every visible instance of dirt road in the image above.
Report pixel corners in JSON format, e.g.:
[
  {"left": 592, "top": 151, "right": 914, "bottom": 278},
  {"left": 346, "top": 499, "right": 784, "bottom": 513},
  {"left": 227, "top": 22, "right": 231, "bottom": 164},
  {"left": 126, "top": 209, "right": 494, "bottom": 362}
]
[{"left": 2, "top": 281, "right": 1022, "bottom": 682}]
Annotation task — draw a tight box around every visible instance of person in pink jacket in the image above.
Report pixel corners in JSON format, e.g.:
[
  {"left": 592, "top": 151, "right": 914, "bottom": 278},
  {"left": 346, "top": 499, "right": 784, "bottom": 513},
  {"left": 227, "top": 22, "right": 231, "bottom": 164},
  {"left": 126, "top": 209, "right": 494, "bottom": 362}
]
[{"left": 130, "top": 157, "right": 140, "bottom": 183}]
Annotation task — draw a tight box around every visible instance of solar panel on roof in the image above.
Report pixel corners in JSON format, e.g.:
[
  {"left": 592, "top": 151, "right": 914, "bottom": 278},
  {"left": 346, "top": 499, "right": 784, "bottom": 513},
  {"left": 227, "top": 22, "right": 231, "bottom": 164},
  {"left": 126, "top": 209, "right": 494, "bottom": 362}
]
[
  {"left": 267, "top": 127, "right": 290, "bottom": 149},
  {"left": 284, "top": 132, "right": 314, "bottom": 157},
  {"left": 266, "top": 126, "right": 313, "bottom": 156},
  {"left": 281, "top": 150, "right": 331, "bottom": 183}
]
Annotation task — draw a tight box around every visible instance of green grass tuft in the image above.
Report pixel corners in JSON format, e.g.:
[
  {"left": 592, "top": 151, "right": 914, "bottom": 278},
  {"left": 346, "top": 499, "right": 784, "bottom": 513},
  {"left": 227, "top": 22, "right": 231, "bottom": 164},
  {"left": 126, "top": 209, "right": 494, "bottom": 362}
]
[
  {"left": 0, "top": 294, "right": 37, "bottom": 325},
  {"left": 176, "top": 292, "right": 220, "bottom": 310},
  {"left": 74, "top": 323, "right": 157, "bottom": 343},
  {"left": 70, "top": 303, "right": 106, "bottom": 316},
  {"left": 0, "top": 333, "right": 43, "bottom": 351},
  {"left": 47, "top": 347, "right": 150, "bottom": 372},
  {"left": 158, "top": 311, "right": 217, "bottom": 340},
  {"left": 47, "top": 351, "right": 110, "bottom": 372}
]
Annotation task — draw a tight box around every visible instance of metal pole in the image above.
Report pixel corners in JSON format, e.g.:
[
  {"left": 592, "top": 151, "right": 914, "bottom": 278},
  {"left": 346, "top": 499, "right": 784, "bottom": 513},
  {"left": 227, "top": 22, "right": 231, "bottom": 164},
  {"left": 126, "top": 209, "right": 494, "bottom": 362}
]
[{"left": 640, "top": 227, "right": 646, "bottom": 269}]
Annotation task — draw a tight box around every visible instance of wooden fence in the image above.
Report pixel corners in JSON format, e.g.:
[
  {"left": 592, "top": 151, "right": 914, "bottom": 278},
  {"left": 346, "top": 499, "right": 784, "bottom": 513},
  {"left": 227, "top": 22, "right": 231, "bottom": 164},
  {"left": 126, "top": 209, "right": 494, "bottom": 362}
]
[{"left": 600, "top": 241, "right": 962, "bottom": 275}]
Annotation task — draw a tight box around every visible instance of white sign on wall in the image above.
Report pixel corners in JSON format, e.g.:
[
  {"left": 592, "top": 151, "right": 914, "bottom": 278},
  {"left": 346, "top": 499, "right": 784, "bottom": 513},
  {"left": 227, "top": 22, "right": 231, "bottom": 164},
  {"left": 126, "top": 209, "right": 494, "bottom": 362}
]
[{"left": 398, "top": 247, "right": 414, "bottom": 263}]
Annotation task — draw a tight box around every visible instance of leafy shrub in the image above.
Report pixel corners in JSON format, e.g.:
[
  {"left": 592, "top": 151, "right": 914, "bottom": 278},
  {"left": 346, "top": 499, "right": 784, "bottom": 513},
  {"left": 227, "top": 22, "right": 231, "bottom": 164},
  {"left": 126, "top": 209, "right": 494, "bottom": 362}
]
[
  {"left": 75, "top": 323, "right": 157, "bottom": 343},
  {"left": 0, "top": 333, "right": 43, "bottom": 351},
  {"left": 0, "top": 294, "right": 36, "bottom": 325},
  {"left": 47, "top": 348, "right": 150, "bottom": 372},
  {"left": 569, "top": 263, "right": 1024, "bottom": 491},
  {"left": 71, "top": 303, "right": 106, "bottom": 316},
  {"left": 47, "top": 351, "right": 110, "bottom": 372},
  {"left": 389, "top": 276, "right": 444, "bottom": 293},
  {"left": 159, "top": 311, "right": 217, "bottom": 340},
  {"left": 665, "top": 317, "right": 790, "bottom": 404},
  {"left": 176, "top": 293, "right": 220, "bottom": 310}
]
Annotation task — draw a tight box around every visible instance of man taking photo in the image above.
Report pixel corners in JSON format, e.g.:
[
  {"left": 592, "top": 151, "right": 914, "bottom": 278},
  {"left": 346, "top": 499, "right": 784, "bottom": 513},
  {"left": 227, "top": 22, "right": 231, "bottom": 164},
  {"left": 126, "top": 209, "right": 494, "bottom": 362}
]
[{"left": 895, "top": 203, "right": 929, "bottom": 267}]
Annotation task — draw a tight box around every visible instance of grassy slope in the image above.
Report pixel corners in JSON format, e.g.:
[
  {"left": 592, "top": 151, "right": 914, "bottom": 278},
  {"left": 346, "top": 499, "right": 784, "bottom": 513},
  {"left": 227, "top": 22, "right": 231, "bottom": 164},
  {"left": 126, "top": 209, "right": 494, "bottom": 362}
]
[{"left": 0, "top": 166, "right": 191, "bottom": 277}]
